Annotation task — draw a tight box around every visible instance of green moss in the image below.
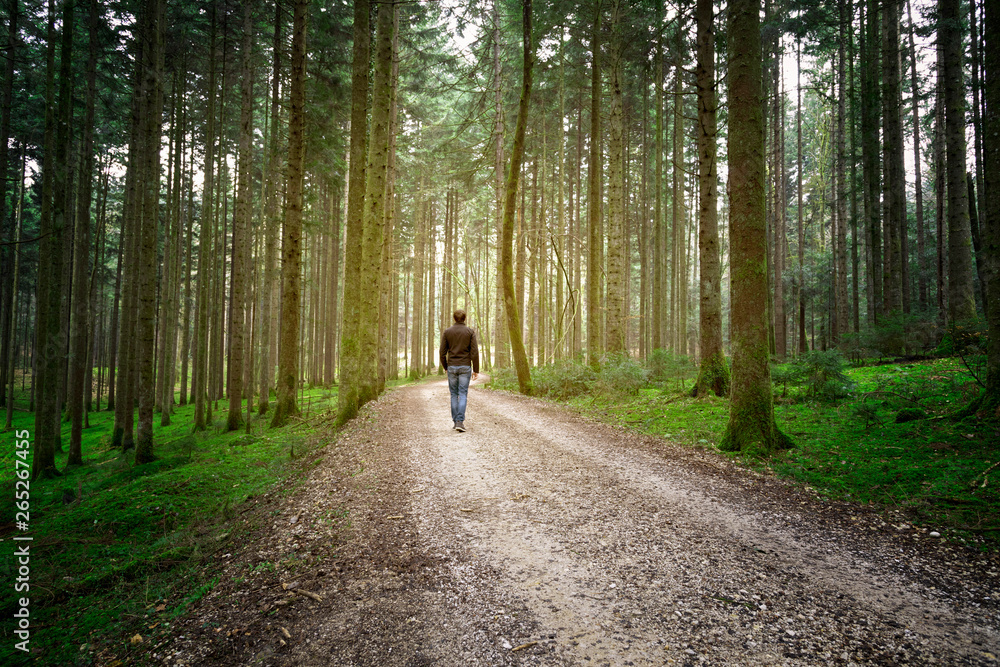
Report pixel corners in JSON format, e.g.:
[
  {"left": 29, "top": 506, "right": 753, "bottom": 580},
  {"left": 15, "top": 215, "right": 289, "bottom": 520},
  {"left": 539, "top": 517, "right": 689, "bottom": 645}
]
[
  {"left": 0, "top": 386, "right": 339, "bottom": 665},
  {"left": 694, "top": 351, "right": 730, "bottom": 398}
]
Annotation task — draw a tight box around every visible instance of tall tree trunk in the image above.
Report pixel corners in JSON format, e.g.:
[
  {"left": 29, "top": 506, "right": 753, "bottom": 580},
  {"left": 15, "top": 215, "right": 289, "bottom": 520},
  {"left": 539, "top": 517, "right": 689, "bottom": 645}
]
[
  {"left": 694, "top": 0, "right": 728, "bottom": 396},
  {"left": 940, "top": 0, "right": 977, "bottom": 323},
  {"left": 501, "top": 0, "right": 534, "bottom": 395},
  {"left": 883, "top": 0, "right": 904, "bottom": 316},
  {"left": 969, "top": 0, "right": 986, "bottom": 265},
  {"left": 0, "top": 0, "right": 17, "bottom": 407},
  {"left": 259, "top": 2, "right": 281, "bottom": 413},
  {"left": 4, "top": 150, "right": 23, "bottom": 430},
  {"left": 653, "top": 17, "right": 664, "bottom": 352},
  {"left": 973, "top": 0, "right": 998, "bottom": 415},
  {"left": 720, "top": 0, "right": 790, "bottom": 456},
  {"left": 34, "top": 0, "right": 66, "bottom": 478},
  {"left": 410, "top": 186, "right": 425, "bottom": 379},
  {"left": 833, "top": 0, "right": 849, "bottom": 342},
  {"left": 605, "top": 0, "right": 625, "bottom": 354},
  {"left": 193, "top": 4, "right": 217, "bottom": 431},
  {"left": 797, "top": 44, "right": 807, "bottom": 354},
  {"left": 134, "top": 0, "right": 165, "bottom": 465},
  {"left": 492, "top": 0, "right": 507, "bottom": 370},
  {"left": 358, "top": 0, "right": 395, "bottom": 405},
  {"left": 935, "top": 40, "right": 947, "bottom": 321},
  {"left": 271, "top": 0, "right": 308, "bottom": 427},
  {"left": 847, "top": 20, "right": 860, "bottom": 334},
  {"left": 378, "top": 7, "right": 400, "bottom": 392},
  {"left": 179, "top": 134, "right": 194, "bottom": 406},
  {"left": 67, "top": 0, "right": 98, "bottom": 465},
  {"left": 969, "top": 175, "right": 988, "bottom": 311},
  {"left": 773, "top": 51, "right": 787, "bottom": 357},
  {"left": 555, "top": 32, "right": 566, "bottom": 360},
  {"left": 862, "top": 0, "right": 882, "bottom": 322},
  {"left": 672, "top": 36, "right": 687, "bottom": 356},
  {"left": 906, "top": 0, "right": 929, "bottom": 312},
  {"left": 337, "top": 0, "right": 369, "bottom": 423},
  {"left": 228, "top": 0, "right": 253, "bottom": 431},
  {"left": 587, "top": 0, "right": 602, "bottom": 366}
]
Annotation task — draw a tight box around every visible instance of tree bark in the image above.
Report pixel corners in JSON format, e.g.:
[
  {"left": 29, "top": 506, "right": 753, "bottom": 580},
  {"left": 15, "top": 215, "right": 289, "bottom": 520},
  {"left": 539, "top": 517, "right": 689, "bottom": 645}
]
[
  {"left": 271, "top": 0, "right": 308, "bottom": 427},
  {"left": 34, "top": 0, "right": 65, "bottom": 478},
  {"left": 228, "top": 0, "right": 254, "bottom": 431},
  {"left": 501, "top": 0, "right": 534, "bottom": 395},
  {"left": 940, "top": 0, "right": 977, "bottom": 323},
  {"left": 862, "top": 0, "right": 882, "bottom": 322},
  {"left": 193, "top": 5, "right": 217, "bottom": 431},
  {"left": 259, "top": 2, "right": 282, "bottom": 413},
  {"left": 587, "top": 0, "right": 603, "bottom": 366},
  {"left": 694, "top": 0, "right": 728, "bottom": 396},
  {"left": 492, "top": 0, "right": 507, "bottom": 370},
  {"left": 337, "top": 0, "right": 369, "bottom": 423},
  {"left": 68, "top": 0, "right": 99, "bottom": 465},
  {"left": 358, "top": 0, "right": 395, "bottom": 405},
  {"left": 974, "top": 0, "right": 998, "bottom": 415},
  {"left": 605, "top": 0, "right": 626, "bottom": 355},
  {"left": 906, "top": 0, "right": 929, "bottom": 313},
  {"left": 134, "top": 0, "right": 165, "bottom": 465},
  {"left": 883, "top": 0, "right": 904, "bottom": 316},
  {"left": 720, "top": 0, "right": 790, "bottom": 456},
  {"left": 0, "top": 0, "right": 17, "bottom": 407}
]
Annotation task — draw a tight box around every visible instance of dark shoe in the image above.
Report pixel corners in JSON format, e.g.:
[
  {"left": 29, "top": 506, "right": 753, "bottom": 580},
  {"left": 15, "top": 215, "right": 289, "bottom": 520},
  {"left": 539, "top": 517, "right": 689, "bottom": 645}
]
[
  {"left": 455, "top": 421, "right": 466, "bottom": 432},
  {"left": 452, "top": 421, "right": 456, "bottom": 430}
]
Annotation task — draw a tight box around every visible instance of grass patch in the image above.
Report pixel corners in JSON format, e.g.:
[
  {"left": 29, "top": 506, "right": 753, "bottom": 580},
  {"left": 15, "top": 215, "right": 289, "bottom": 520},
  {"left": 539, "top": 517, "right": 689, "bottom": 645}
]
[
  {"left": 490, "top": 356, "right": 999, "bottom": 549},
  {"left": 0, "top": 385, "right": 342, "bottom": 665}
]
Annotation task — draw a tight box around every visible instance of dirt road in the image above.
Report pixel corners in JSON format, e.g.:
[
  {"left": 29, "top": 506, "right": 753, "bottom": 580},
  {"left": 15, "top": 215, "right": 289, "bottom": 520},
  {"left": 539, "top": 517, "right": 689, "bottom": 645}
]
[{"left": 164, "top": 379, "right": 1000, "bottom": 666}]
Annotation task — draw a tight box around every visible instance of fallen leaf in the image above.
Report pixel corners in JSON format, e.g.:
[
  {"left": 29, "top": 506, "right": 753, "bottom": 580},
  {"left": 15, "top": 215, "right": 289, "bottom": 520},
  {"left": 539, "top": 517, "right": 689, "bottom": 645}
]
[{"left": 129, "top": 634, "right": 143, "bottom": 645}]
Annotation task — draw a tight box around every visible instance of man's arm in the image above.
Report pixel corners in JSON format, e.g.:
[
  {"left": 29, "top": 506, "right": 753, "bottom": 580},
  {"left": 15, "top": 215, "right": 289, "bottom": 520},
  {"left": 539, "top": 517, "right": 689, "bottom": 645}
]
[
  {"left": 439, "top": 331, "right": 449, "bottom": 371},
  {"left": 470, "top": 329, "right": 480, "bottom": 375}
]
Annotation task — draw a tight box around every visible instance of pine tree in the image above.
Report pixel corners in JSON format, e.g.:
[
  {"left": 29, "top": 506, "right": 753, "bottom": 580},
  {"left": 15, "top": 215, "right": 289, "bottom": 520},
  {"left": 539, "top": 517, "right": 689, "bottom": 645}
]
[
  {"left": 271, "top": 0, "right": 308, "bottom": 427},
  {"left": 694, "top": 0, "right": 728, "bottom": 397},
  {"left": 501, "top": 0, "right": 533, "bottom": 395},
  {"left": 720, "top": 0, "right": 791, "bottom": 456}
]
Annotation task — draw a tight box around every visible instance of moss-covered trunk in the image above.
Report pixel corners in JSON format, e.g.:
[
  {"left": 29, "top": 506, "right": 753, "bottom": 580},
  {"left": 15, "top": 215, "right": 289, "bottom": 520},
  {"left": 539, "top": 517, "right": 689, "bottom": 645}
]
[
  {"left": 358, "top": 0, "right": 395, "bottom": 405},
  {"left": 720, "top": 0, "right": 790, "bottom": 456},
  {"left": 693, "top": 0, "right": 728, "bottom": 398},
  {"left": 501, "top": 0, "right": 534, "bottom": 396},
  {"left": 271, "top": 0, "right": 308, "bottom": 428}
]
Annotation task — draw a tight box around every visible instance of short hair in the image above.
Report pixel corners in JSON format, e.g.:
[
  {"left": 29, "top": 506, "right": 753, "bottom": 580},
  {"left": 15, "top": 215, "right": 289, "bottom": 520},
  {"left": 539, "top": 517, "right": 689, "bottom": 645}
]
[{"left": 453, "top": 309, "right": 467, "bottom": 323}]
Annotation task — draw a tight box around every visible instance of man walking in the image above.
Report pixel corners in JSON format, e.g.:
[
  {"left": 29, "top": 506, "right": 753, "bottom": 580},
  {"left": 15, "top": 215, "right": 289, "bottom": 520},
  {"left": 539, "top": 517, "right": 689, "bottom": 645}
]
[{"left": 440, "top": 309, "right": 479, "bottom": 432}]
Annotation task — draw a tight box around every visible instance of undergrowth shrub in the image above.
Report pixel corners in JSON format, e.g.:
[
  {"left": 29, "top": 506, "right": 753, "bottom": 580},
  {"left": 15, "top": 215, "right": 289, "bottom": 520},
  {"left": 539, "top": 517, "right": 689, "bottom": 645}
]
[
  {"left": 844, "top": 312, "right": 942, "bottom": 363},
  {"left": 772, "top": 350, "right": 854, "bottom": 402},
  {"left": 794, "top": 350, "right": 855, "bottom": 401},
  {"left": 489, "top": 367, "right": 519, "bottom": 393},
  {"left": 646, "top": 349, "right": 692, "bottom": 391},
  {"left": 532, "top": 361, "right": 596, "bottom": 399},
  {"left": 938, "top": 318, "right": 988, "bottom": 388},
  {"left": 770, "top": 362, "right": 803, "bottom": 398},
  {"left": 596, "top": 353, "right": 649, "bottom": 396}
]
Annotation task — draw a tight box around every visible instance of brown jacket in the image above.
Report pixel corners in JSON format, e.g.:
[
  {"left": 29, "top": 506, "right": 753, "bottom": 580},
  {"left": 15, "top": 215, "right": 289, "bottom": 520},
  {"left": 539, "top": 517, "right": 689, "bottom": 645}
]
[{"left": 439, "top": 323, "right": 479, "bottom": 373}]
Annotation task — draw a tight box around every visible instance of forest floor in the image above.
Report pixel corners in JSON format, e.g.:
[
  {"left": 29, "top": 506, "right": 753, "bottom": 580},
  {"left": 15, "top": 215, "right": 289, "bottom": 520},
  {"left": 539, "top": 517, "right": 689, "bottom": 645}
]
[{"left": 154, "top": 377, "right": 1000, "bottom": 667}]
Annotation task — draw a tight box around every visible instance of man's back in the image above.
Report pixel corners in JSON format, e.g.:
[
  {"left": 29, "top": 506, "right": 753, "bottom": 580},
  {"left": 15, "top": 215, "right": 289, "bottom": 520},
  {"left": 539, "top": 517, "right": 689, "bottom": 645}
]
[{"left": 440, "top": 323, "right": 479, "bottom": 372}]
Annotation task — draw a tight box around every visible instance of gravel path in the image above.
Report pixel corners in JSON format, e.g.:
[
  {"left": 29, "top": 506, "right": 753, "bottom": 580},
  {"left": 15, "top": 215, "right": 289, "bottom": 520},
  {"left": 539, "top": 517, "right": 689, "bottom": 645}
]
[{"left": 163, "top": 379, "right": 1000, "bottom": 666}]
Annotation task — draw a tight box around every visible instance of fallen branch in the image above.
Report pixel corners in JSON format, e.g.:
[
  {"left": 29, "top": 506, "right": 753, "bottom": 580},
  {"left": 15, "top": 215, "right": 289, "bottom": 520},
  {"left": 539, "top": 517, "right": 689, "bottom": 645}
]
[
  {"left": 512, "top": 640, "right": 538, "bottom": 652},
  {"left": 292, "top": 588, "right": 323, "bottom": 602}
]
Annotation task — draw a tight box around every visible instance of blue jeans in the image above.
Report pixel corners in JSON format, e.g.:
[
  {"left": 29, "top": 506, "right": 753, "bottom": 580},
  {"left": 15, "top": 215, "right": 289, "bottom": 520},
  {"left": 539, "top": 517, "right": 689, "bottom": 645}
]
[{"left": 447, "top": 365, "right": 472, "bottom": 423}]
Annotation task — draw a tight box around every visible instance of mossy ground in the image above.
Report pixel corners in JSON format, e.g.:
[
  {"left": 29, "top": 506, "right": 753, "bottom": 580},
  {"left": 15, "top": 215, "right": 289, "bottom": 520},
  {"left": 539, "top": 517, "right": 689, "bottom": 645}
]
[
  {"left": 493, "top": 356, "right": 999, "bottom": 549},
  {"left": 0, "top": 381, "right": 373, "bottom": 665}
]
